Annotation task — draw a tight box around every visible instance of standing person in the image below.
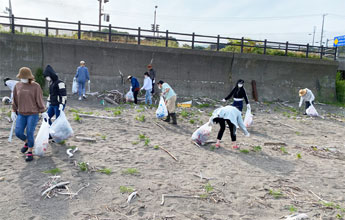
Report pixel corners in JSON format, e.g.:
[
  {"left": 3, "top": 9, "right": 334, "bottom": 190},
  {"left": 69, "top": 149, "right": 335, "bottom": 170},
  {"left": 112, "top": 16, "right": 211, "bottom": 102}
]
[
  {"left": 209, "top": 106, "right": 250, "bottom": 149},
  {"left": 11, "top": 67, "right": 48, "bottom": 162},
  {"left": 147, "top": 64, "right": 156, "bottom": 94},
  {"left": 140, "top": 72, "right": 153, "bottom": 105},
  {"left": 3, "top": 77, "right": 19, "bottom": 104},
  {"left": 158, "top": 80, "right": 177, "bottom": 125},
  {"left": 127, "top": 75, "right": 140, "bottom": 104},
  {"left": 75, "top": 61, "right": 90, "bottom": 101},
  {"left": 299, "top": 88, "right": 315, "bottom": 115},
  {"left": 43, "top": 65, "right": 67, "bottom": 125},
  {"left": 222, "top": 79, "right": 250, "bottom": 112}
]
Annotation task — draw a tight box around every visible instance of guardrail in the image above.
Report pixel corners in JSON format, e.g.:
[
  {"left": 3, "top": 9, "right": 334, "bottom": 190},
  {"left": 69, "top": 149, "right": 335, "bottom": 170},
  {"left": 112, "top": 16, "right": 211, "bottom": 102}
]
[{"left": 0, "top": 15, "right": 337, "bottom": 60}]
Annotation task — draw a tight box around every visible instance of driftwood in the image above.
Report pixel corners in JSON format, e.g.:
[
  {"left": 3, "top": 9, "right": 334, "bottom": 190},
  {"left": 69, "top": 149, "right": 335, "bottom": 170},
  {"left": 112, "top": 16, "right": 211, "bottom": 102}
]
[
  {"left": 127, "top": 191, "right": 138, "bottom": 203},
  {"left": 192, "top": 173, "right": 215, "bottom": 180},
  {"left": 308, "top": 190, "right": 328, "bottom": 203},
  {"left": 161, "top": 194, "right": 203, "bottom": 206},
  {"left": 78, "top": 114, "right": 120, "bottom": 120},
  {"left": 75, "top": 136, "right": 96, "bottom": 143},
  {"left": 192, "top": 141, "right": 201, "bottom": 148},
  {"left": 159, "top": 146, "right": 178, "bottom": 161},
  {"left": 153, "top": 121, "right": 166, "bottom": 131},
  {"left": 104, "top": 97, "right": 118, "bottom": 105},
  {"left": 41, "top": 181, "right": 70, "bottom": 196},
  {"left": 264, "top": 142, "right": 287, "bottom": 146}
]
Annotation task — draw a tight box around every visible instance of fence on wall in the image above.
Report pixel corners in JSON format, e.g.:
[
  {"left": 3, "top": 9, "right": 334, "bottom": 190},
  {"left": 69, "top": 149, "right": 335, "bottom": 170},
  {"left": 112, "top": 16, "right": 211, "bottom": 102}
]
[{"left": 0, "top": 15, "right": 338, "bottom": 60}]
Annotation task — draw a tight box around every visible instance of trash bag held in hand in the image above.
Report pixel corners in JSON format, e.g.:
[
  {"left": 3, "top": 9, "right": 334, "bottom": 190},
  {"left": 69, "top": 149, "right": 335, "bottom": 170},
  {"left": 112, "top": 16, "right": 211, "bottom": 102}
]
[
  {"left": 156, "top": 97, "right": 169, "bottom": 119},
  {"left": 125, "top": 87, "right": 134, "bottom": 102},
  {"left": 34, "top": 119, "right": 50, "bottom": 156},
  {"left": 72, "top": 78, "right": 78, "bottom": 94},
  {"left": 244, "top": 108, "right": 253, "bottom": 128},
  {"left": 191, "top": 122, "right": 212, "bottom": 145},
  {"left": 50, "top": 111, "right": 74, "bottom": 143},
  {"left": 306, "top": 104, "right": 319, "bottom": 117}
]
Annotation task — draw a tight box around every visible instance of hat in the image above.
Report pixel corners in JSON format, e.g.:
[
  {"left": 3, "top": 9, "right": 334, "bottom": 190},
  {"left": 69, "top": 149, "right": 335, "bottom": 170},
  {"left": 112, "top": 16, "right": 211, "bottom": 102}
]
[
  {"left": 16, "top": 67, "right": 34, "bottom": 79},
  {"left": 147, "top": 64, "right": 152, "bottom": 68},
  {"left": 299, "top": 89, "right": 307, "bottom": 97},
  {"left": 80, "top": 61, "right": 85, "bottom": 65},
  {"left": 127, "top": 75, "right": 132, "bottom": 80}
]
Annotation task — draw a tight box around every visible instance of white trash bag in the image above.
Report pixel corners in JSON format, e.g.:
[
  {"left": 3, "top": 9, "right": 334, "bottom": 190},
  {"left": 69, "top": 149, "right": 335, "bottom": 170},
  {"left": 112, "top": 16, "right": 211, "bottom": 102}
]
[
  {"left": 34, "top": 119, "right": 50, "bottom": 156},
  {"left": 125, "top": 87, "right": 134, "bottom": 102},
  {"left": 244, "top": 108, "right": 253, "bottom": 127},
  {"left": 72, "top": 78, "right": 78, "bottom": 94},
  {"left": 306, "top": 104, "right": 318, "bottom": 117},
  {"left": 50, "top": 111, "right": 74, "bottom": 143},
  {"left": 156, "top": 96, "right": 169, "bottom": 119},
  {"left": 191, "top": 122, "right": 212, "bottom": 145}
]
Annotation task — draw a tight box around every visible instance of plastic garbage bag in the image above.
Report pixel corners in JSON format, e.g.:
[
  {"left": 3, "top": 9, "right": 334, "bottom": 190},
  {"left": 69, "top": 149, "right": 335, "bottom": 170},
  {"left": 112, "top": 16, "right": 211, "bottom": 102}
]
[
  {"left": 72, "top": 78, "right": 78, "bottom": 94},
  {"left": 244, "top": 108, "right": 253, "bottom": 127},
  {"left": 125, "top": 87, "right": 134, "bottom": 102},
  {"left": 306, "top": 104, "right": 318, "bottom": 117},
  {"left": 34, "top": 119, "right": 50, "bottom": 156},
  {"left": 156, "top": 96, "right": 169, "bottom": 119},
  {"left": 50, "top": 111, "right": 74, "bottom": 143},
  {"left": 191, "top": 122, "right": 212, "bottom": 145}
]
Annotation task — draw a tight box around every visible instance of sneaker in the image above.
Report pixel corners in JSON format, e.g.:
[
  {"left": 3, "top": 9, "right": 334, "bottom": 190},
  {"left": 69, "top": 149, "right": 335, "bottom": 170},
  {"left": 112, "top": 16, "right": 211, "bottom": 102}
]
[
  {"left": 21, "top": 143, "right": 28, "bottom": 153},
  {"left": 78, "top": 97, "right": 82, "bottom": 101},
  {"left": 83, "top": 95, "right": 87, "bottom": 99},
  {"left": 25, "top": 152, "right": 34, "bottom": 162}
]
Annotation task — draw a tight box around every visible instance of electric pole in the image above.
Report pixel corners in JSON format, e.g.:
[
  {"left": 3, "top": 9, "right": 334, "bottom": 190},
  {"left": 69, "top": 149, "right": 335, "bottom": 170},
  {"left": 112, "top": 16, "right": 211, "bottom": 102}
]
[
  {"left": 320, "top": 14, "right": 327, "bottom": 47},
  {"left": 98, "top": 0, "right": 109, "bottom": 31},
  {"left": 153, "top": 5, "right": 158, "bottom": 38},
  {"left": 5, "top": 0, "right": 13, "bottom": 24},
  {"left": 312, "top": 26, "right": 316, "bottom": 46}
]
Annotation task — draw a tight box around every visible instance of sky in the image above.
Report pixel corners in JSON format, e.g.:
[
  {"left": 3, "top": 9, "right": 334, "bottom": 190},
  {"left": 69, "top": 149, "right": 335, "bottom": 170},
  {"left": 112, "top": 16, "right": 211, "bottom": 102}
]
[{"left": 0, "top": 0, "right": 345, "bottom": 46}]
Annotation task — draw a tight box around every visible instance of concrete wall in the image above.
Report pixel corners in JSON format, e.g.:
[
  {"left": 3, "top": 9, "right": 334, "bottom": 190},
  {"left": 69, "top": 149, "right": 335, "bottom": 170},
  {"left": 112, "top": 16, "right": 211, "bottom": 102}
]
[{"left": 0, "top": 33, "right": 339, "bottom": 102}]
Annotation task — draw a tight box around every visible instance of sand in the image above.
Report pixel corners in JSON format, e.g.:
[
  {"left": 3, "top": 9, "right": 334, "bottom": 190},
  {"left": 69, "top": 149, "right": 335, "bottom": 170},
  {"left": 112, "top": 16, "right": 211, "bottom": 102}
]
[{"left": 1, "top": 95, "right": 345, "bottom": 220}]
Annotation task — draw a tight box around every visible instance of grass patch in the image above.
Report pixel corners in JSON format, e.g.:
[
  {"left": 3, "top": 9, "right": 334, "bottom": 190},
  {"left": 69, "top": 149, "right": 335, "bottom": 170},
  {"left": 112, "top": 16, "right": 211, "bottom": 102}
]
[
  {"left": 97, "top": 168, "right": 112, "bottom": 175},
  {"left": 122, "top": 168, "right": 139, "bottom": 175},
  {"left": 69, "top": 108, "right": 80, "bottom": 113},
  {"left": 180, "top": 110, "right": 190, "bottom": 118},
  {"left": 69, "top": 145, "right": 77, "bottom": 150},
  {"left": 295, "top": 131, "right": 301, "bottom": 135},
  {"left": 269, "top": 189, "right": 283, "bottom": 199},
  {"left": 139, "top": 134, "right": 146, "bottom": 140},
  {"left": 119, "top": 186, "right": 134, "bottom": 194},
  {"left": 73, "top": 113, "right": 81, "bottom": 122},
  {"left": 210, "top": 146, "right": 215, "bottom": 151},
  {"left": 189, "top": 119, "right": 195, "bottom": 124},
  {"left": 252, "top": 146, "right": 262, "bottom": 152},
  {"left": 280, "top": 147, "right": 288, "bottom": 154},
  {"left": 113, "top": 110, "right": 122, "bottom": 116},
  {"left": 135, "top": 115, "right": 145, "bottom": 122},
  {"left": 297, "top": 153, "right": 302, "bottom": 159},
  {"left": 153, "top": 145, "right": 159, "bottom": 150},
  {"left": 43, "top": 168, "right": 62, "bottom": 175},
  {"left": 240, "top": 149, "right": 250, "bottom": 154},
  {"left": 204, "top": 182, "right": 214, "bottom": 193},
  {"left": 101, "top": 135, "right": 106, "bottom": 140},
  {"left": 288, "top": 205, "right": 297, "bottom": 212},
  {"left": 80, "top": 111, "right": 93, "bottom": 115},
  {"left": 132, "top": 141, "right": 139, "bottom": 145},
  {"left": 58, "top": 140, "right": 66, "bottom": 145},
  {"left": 199, "top": 194, "right": 208, "bottom": 199},
  {"left": 144, "top": 138, "right": 150, "bottom": 146},
  {"left": 78, "top": 162, "right": 89, "bottom": 172},
  {"left": 197, "top": 103, "right": 211, "bottom": 108},
  {"left": 136, "top": 109, "right": 144, "bottom": 113}
]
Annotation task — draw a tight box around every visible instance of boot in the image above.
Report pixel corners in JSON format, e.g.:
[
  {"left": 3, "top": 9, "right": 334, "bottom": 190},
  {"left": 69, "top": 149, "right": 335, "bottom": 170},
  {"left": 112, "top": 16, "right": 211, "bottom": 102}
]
[
  {"left": 171, "top": 113, "right": 177, "bottom": 125},
  {"left": 163, "top": 113, "right": 171, "bottom": 122}
]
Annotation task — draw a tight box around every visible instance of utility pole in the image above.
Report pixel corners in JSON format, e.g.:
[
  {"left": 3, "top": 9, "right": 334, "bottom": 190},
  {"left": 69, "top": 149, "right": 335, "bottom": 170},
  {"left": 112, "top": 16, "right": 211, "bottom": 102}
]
[
  {"left": 98, "top": 0, "right": 109, "bottom": 31},
  {"left": 312, "top": 26, "right": 316, "bottom": 46},
  {"left": 5, "top": 0, "right": 13, "bottom": 24},
  {"left": 153, "top": 5, "right": 158, "bottom": 38},
  {"left": 320, "top": 14, "right": 327, "bottom": 47}
]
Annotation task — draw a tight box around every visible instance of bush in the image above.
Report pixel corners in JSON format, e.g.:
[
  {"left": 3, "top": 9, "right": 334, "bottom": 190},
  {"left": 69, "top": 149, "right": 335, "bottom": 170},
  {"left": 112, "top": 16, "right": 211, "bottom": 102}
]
[{"left": 336, "top": 71, "right": 345, "bottom": 102}]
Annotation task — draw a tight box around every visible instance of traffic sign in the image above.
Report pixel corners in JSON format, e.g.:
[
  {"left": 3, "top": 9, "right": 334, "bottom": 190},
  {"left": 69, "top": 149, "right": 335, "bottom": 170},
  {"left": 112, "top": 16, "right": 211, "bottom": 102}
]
[{"left": 334, "top": 35, "right": 345, "bottom": 47}]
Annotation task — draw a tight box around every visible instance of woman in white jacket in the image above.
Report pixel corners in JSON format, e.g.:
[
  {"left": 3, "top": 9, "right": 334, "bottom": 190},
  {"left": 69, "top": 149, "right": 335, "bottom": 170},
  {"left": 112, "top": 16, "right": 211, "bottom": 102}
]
[
  {"left": 299, "top": 88, "right": 315, "bottom": 115},
  {"left": 140, "top": 72, "right": 153, "bottom": 105}
]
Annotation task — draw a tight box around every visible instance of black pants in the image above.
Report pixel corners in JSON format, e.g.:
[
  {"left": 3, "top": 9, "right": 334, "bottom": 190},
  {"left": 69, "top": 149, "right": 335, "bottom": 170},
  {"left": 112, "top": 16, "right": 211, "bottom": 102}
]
[
  {"left": 214, "top": 118, "right": 236, "bottom": 141},
  {"left": 151, "top": 82, "right": 155, "bottom": 94},
  {"left": 134, "top": 91, "right": 139, "bottom": 104},
  {"left": 305, "top": 101, "right": 314, "bottom": 111}
]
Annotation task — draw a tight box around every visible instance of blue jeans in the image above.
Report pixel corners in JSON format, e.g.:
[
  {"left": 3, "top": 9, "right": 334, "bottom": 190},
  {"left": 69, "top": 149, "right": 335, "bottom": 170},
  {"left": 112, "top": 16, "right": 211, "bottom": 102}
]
[
  {"left": 47, "top": 105, "right": 65, "bottom": 125},
  {"left": 145, "top": 89, "right": 152, "bottom": 105},
  {"left": 15, "top": 114, "right": 39, "bottom": 148},
  {"left": 78, "top": 82, "right": 86, "bottom": 97},
  {"left": 232, "top": 100, "right": 243, "bottom": 112}
]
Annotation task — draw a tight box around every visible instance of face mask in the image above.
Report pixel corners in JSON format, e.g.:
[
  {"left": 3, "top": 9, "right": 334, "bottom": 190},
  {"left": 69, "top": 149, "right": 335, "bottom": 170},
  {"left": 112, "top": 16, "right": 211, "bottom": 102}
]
[
  {"left": 21, "top": 79, "right": 29, "bottom": 83},
  {"left": 46, "top": 76, "right": 51, "bottom": 81},
  {"left": 238, "top": 84, "right": 243, "bottom": 88}
]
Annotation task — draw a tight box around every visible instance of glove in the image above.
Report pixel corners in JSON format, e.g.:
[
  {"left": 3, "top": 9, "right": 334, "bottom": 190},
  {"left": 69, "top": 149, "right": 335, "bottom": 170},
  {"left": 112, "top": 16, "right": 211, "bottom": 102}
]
[
  {"left": 245, "top": 133, "right": 250, "bottom": 137},
  {"left": 46, "top": 101, "right": 50, "bottom": 108},
  {"left": 42, "top": 112, "right": 49, "bottom": 120},
  {"left": 247, "top": 104, "right": 251, "bottom": 109},
  {"left": 59, "top": 104, "right": 64, "bottom": 111},
  {"left": 153, "top": 79, "right": 155, "bottom": 83},
  {"left": 221, "top": 99, "right": 226, "bottom": 102},
  {"left": 11, "top": 112, "right": 17, "bottom": 121},
  {"left": 298, "top": 103, "right": 302, "bottom": 108},
  {"left": 88, "top": 80, "right": 90, "bottom": 84}
]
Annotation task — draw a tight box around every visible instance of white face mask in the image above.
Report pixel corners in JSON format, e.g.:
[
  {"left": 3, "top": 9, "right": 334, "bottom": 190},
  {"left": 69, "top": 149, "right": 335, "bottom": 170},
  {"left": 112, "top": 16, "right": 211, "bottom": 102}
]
[
  {"left": 46, "top": 76, "right": 51, "bottom": 81},
  {"left": 238, "top": 84, "right": 243, "bottom": 88},
  {"left": 21, "top": 79, "right": 29, "bottom": 83}
]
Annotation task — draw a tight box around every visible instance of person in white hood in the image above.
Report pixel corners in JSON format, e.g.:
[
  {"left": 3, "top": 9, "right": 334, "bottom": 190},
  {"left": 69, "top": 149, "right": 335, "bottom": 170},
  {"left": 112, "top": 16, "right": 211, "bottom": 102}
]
[{"left": 140, "top": 72, "right": 153, "bottom": 105}]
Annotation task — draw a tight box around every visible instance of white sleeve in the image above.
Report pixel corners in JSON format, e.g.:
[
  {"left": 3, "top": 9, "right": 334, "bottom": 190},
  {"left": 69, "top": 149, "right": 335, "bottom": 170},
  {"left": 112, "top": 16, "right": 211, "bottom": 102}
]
[{"left": 310, "top": 91, "right": 315, "bottom": 102}]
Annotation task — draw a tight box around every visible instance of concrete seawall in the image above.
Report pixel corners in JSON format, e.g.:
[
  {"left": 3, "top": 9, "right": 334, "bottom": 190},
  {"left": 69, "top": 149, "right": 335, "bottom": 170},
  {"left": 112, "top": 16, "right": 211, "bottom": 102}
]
[{"left": 0, "top": 33, "right": 339, "bottom": 102}]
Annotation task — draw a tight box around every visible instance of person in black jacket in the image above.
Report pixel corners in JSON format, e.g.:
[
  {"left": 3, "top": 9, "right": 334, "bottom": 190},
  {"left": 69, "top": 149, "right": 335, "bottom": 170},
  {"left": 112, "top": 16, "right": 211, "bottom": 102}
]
[
  {"left": 147, "top": 64, "right": 156, "bottom": 94},
  {"left": 43, "top": 65, "right": 67, "bottom": 125},
  {"left": 222, "top": 79, "right": 250, "bottom": 112}
]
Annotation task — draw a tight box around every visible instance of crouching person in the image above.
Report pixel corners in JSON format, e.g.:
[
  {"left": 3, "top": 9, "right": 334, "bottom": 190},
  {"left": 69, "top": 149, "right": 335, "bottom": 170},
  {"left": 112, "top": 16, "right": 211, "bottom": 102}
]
[
  {"left": 158, "top": 80, "right": 177, "bottom": 125},
  {"left": 298, "top": 88, "right": 315, "bottom": 115},
  {"left": 43, "top": 65, "right": 67, "bottom": 125},
  {"left": 12, "top": 67, "right": 48, "bottom": 162},
  {"left": 210, "top": 106, "right": 250, "bottom": 149}
]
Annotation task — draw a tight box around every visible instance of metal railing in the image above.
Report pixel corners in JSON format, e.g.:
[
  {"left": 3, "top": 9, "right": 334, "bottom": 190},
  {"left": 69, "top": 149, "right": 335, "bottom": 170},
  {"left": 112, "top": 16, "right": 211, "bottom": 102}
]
[{"left": 0, "top": 15, "right": 337, "bottom": 60}]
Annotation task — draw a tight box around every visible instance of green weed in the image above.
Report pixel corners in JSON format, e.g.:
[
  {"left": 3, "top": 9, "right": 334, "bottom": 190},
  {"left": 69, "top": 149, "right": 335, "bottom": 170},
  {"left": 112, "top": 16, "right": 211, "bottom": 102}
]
[
  {"left": 122, "top": 168, "right": 139, "bottom": 175},
  {"left": 119, "top": 186, "right": 134, "bottom": 193},
  {"left": 69, "top": 145, "right": 77, "bottom": 150},
  {"left": 210, "top": 146, "right": 215, "bottom": 151},
  {"left": 189, "top": 119, "right": 195, "bottom": 124},
  {"left": 153, "top": 145, "right": 159, "bottom": 150},
  {"left": 74, "top": 114, "right": 81, "bottom": 122},
  {"left": 288, "top": 205, "right": 297, "bottom": 212},
  {"left": 295, "top": 131, "right": 301, "bottom": 135},
  {"left": 135, "top": 115, "right": 145, "bottom": 122},
  {"left": 269, "top": 189, "right": 283, "bottom": 199},
  {"left": 181, "top": 110, "right": 189, "bottom": 118},
  {"left": 78, "top": 162, "right": 89, "bottom": 172},
  {"left": 252, "top": 146, "right": 262, "bottom": 152},
  {"left": 297, "top": 153, "right": 302, "bottom": 159},
  {"left": 113, "top": 110, "right": 121, "bottom": 116},
  {"left": 240, "top": 149, "right": 250, "bottom": 154},
  {"left": 43, "top": 168, "right": 62, "bottom": 175},
  {"left": 197, "top": 103, "right": 211, "bottom": 108},
  {"left": 132, "top": 141, "right": 139, "bottom": 145},
  {"left": 204, "top": 182, "right": 214, "bottom": 193},
  {"left": 144, "top": 138, "right": 150, "bottom": 146},
  {"left": 97, "top": 168, "right": 112, "bottom": 175},
  {"left": 69, "top": 108, "right": 80, "bottom": 113},
  {"left": 139, "top": 134, "right": 146, "bottom": 140},
  {"left": 136, "top": 109, "right": 144, "bottom": 113},
  {"left": 58, "top": 140, "right": 66, "bottom": 145},
  {"left": 199, "top": 194, "right": 208, "bottom": 199},
  {"left": 101, "top": 135, "right": 106, "bottom": 140},
  {"left": 280, "top": 147, "right": 288, "bottom": 154}
]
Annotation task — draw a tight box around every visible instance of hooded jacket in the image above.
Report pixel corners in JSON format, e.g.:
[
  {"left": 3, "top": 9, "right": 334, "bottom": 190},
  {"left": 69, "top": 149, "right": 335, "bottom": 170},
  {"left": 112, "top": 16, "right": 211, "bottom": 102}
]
[
  {"left": 224, "top": 79, "right": 249, "bottom": 104},
  {"left": 43, "top": 65, "right": 67, "bottom": 106}
]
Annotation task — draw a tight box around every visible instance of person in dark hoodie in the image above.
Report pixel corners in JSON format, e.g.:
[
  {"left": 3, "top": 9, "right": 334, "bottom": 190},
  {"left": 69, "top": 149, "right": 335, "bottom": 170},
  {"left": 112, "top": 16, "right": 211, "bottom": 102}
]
[
  {"left": 222, "top": 79, "right": 250, "bottom": 112},
  {"left": 127, "top": 75, "right": 140, "bottom": 104},
  {"left": 43, "top": 65, "right": 67, "bottom": 125}
]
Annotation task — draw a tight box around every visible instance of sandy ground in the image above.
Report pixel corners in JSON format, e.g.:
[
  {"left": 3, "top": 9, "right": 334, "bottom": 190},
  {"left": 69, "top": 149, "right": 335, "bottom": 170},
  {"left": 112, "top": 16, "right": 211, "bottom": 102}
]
[{"left": 1, "top": 94, "right": 345, "bottom": 220}]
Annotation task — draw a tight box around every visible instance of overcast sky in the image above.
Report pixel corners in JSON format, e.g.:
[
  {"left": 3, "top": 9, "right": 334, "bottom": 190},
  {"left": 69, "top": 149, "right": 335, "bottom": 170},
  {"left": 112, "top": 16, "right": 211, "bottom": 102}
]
[{"left": 1, "top": 0, "right": 345, "bottom": 46}]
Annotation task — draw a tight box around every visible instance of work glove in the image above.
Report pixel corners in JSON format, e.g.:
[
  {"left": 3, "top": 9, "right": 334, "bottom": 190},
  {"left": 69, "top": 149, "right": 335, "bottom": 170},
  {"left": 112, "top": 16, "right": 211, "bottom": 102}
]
[
  {"left": 245, "top": 133, "right": 250, "bottom": 137},
  {"left": 11, "top": 112, "right": 17, "bottom": 121},
  {"left": 298, "top": 103, "right": 302, "bottom": 108},
  {"left": 42, "top": 112, "right": 49, "bottom": 120},
  {"left": 153, "top": 79, "right": 155, "bottom": 83},
  {"left": 247, "top": 104, "right": 251, "bottom": 109},
  {"left": 59, "top": 104, "right": 64, "bottom": 111},
  {"left": 46, "top": 101, "right": 50, "bottom": 108},
  {"left": 88, "top": 80, "right": 90, "bottom": 84},
  {"left": 221, "top": 99, "right": 226, "bottom": 102}
]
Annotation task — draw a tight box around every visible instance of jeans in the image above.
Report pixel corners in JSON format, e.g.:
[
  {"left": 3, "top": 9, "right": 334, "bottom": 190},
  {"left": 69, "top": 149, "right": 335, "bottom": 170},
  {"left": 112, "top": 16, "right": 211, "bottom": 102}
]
[
  {"left": 78, "top": 82, "right": 86, "bottom": 97},
  {"left": 47, "top": 105, "right": 66, "bottom": 125},
  {"left": 15, "top": 114, "right": 39, "bottom": 148},
  {"left": 213, "top": 118, "right": 236, "bottom": 141},
  {"left": 145, "top": 89, "right": 152, "bottom": 105},
  {"left": 232, "top": 100, "right": 243, "bottom": 112}
]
